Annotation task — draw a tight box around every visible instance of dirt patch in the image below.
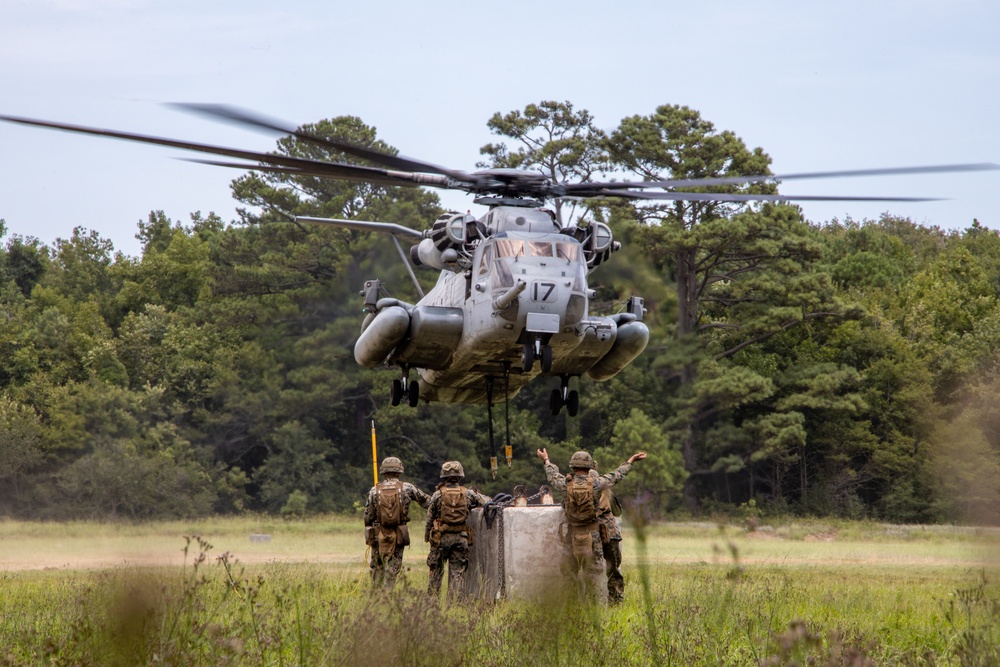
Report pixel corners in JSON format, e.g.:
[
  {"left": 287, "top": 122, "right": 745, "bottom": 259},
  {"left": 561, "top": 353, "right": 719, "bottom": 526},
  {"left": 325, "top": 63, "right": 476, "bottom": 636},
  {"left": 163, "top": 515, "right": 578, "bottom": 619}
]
[{"left": 804, "top": 530, "right": 838, "bottom": 542}]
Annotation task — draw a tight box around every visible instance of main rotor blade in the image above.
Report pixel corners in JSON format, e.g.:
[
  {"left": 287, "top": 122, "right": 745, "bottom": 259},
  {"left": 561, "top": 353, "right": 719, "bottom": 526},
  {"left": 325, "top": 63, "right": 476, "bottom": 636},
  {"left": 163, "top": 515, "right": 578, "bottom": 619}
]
[
  {"left": 182, "top": 158, "right": 424, "bottom": 188},
  {"left": 172, "top": 103, "right": 472, "bottom": 181},
  {"left": 587, "top": 190, "right": 941, "bottom": 203},
  {"left": 0, "top": 114, "right": 450, "bottom": 189},
  {"left": 562, "top": 162, "right": 1000, "bottom": 192}
]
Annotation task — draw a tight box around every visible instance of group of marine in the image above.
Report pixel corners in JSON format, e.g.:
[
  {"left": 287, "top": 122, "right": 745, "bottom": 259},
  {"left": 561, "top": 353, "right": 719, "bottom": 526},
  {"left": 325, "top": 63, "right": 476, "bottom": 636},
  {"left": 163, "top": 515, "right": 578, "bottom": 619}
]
[{"left": 363, "top": 447, "right": 648, "bottom": 603}]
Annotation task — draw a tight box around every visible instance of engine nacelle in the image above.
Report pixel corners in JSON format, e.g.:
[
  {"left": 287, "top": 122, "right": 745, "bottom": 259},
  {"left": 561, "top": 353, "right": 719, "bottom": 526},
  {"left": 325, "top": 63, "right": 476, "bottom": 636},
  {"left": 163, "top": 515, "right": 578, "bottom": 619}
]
[
  {"left": 410, "top": 211, "right": 477, "bottom": 271},
  {"left": 411, "top": 237, "right": 459, "bottom": 270}
]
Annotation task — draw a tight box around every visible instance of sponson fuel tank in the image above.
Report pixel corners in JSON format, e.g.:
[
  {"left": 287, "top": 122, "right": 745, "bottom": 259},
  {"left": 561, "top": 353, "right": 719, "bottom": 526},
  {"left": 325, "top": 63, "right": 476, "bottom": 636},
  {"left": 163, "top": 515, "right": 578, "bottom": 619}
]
[
  {"left": 354, "top": 306, "right": 409, "bottom": 368},
  {"left": 587, "top": 317, "right": 650, "bottom": 381},
  {"left": 354, "top": 303, "right": 464, "bottom": 369}
]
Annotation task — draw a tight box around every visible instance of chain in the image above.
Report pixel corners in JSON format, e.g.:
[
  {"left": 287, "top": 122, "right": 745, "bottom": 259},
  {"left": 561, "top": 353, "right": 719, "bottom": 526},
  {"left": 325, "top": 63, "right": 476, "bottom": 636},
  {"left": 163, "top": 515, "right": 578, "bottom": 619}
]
[
  {"left": 497, "top": 506, "right": 506, "bottom": 600},
  {"left": 523, "top": 490, "right": 545, "bottom": 504}
]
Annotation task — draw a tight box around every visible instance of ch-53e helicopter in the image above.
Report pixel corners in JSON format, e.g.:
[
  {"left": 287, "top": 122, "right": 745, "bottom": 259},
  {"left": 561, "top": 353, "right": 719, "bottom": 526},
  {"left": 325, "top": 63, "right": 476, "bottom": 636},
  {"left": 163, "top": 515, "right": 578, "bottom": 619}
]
[{"left": 3, "top": 106, "right": 997, "bottom": 432}]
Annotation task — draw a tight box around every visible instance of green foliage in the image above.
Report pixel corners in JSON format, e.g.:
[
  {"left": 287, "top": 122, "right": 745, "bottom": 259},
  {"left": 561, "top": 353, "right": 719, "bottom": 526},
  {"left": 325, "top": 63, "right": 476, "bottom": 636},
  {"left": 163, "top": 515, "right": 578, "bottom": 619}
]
[
  {"left": 1, "top": 102, "right": 1000, "bottom": 523},
  {"left": 280, "top": 489, "right": 310, "bottom": 518},
  {"left": 607, "top": 104, "right": 775, "bottom": 231},
  {"left": 257, "top": 421, "right": 337, "bottom": 514},
  {"left": 479, "top": 100, "right": 607, "bottom": 226},
  {"left": 925, "top": 412, "right": 1000, "bottom": 524},
  {"left": 58, "top": 436, "right": 215, "bottom": 520},
  {"left": 0, "top": 397, "right": 44, "bottom": 510},
  {"left": 2, "top": 233, "right": 49, "bottom": 297},
  {"left": 594, "top": 408, "right": 686, "bottom": 510}
]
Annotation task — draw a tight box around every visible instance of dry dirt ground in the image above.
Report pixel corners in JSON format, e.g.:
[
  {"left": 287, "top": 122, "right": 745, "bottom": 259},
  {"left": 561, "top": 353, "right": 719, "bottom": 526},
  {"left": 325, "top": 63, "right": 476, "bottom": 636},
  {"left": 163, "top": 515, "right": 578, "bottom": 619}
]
[
  {"left": 0, "top": 534, "right": 364, "bottom": 572},
  {"left": 2, "top": 523, "right": 997, "bottom": 573}
]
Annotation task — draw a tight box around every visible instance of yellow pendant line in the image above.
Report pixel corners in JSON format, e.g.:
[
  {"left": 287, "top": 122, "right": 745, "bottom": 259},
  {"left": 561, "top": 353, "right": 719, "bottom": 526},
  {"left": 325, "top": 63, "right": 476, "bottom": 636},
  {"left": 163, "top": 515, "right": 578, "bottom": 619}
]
[{"left": 371, "top": 420, "right": 379, "bottom": 486}]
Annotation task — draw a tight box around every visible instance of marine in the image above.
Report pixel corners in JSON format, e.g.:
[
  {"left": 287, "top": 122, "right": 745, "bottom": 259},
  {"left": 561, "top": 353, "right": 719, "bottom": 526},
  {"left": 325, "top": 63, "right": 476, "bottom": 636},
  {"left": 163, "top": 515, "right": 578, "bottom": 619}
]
[
  {"left": 363, "top": 456, "right": 431, "bottom": 587},
  {"left": 537, "top": 447, "right": 647, "bottom": 602},
  {"left": 591, "top": 462, "right": 626, "bottom": 603},
  {"left": 424, "top": 460, "right": 492, "bottom": 599}
]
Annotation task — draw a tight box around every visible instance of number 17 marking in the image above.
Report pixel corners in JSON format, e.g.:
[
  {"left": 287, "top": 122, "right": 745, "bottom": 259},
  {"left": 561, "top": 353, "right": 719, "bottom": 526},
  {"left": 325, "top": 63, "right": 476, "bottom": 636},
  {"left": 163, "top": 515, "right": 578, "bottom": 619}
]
[{"left": 532, "top": 282, "right": 556, "bottom": 301}]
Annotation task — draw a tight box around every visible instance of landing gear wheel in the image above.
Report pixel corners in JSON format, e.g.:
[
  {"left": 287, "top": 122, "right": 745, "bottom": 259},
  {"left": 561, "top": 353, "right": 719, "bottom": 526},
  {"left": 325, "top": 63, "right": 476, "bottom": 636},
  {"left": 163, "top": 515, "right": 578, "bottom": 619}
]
[
  {"left": 540, "top": 345, "right": 553, "bottom": 373},
  {"left": 549, "top": 388, "right": 563, "bottom": 416},
  {"left": 407, "top": 380, "right": 420, "bottom": 407},
  {"left": 390, "top": 379, "right": 403, "bottom": 406},
  {"left": 521, "top": 342, "right": 534, "bottom": 373},
  {"left": 566, "top": 389, "right": 580, "bottom": 417}
]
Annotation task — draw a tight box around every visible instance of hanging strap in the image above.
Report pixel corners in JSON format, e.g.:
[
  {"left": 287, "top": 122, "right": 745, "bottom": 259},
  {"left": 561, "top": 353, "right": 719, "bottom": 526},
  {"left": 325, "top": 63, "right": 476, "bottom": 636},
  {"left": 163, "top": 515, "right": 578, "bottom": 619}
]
[
  {"left": 504, "top": 369, "right": 512, "bottom": 466},
  {"left": 486, "top": 376, "right": 497, "bottom": 479}
]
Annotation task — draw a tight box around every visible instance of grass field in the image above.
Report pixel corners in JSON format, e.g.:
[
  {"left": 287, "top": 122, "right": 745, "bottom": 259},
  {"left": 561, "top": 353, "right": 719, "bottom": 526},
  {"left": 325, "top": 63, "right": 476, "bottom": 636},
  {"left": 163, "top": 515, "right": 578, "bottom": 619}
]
[{"left": 1, "top": 516, "right": 998, "bottom": 665}]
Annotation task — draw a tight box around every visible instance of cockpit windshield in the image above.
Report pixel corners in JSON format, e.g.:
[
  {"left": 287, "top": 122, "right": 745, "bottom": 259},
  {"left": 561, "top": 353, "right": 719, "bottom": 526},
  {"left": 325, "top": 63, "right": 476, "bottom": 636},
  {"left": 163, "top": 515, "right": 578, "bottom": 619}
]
[
  {"left": 529, "top": 241, "right": 553, "bottom": 257},
  {"left": 556, "top": 243, "right": 581, "bottom": 262},
  {"left": 494, "top": 239, "right": 524, "bottom": 257},
  {"left": 492, "top": 239, "right": 582, "bottom": 261}
]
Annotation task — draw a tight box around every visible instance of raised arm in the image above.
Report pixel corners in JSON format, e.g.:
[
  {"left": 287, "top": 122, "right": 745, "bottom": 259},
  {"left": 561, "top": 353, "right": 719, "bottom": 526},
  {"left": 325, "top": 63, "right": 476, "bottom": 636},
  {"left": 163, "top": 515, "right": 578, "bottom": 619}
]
[
  {"left": 599, "top": 451, "right": 647, "bottom": 486},
  {"left": 537, "top": 448, "right": 568, "bottom": 490}
]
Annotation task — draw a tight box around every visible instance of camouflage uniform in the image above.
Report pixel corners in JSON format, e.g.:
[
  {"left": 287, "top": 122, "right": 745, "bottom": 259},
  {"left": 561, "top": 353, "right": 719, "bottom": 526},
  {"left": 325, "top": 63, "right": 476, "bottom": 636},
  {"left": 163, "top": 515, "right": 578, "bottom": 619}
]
[
  {"left": 363, "top": 478, "right": 430, "bottom": 587},
  {"left": 544, "top": 458, "right": 633, "bottom": 602},
  {"left": 592, "top": 469, "right": 625, "bottom": 603},
  {"left": 424, "top": 482, "right": 491, "bottom": 599}
]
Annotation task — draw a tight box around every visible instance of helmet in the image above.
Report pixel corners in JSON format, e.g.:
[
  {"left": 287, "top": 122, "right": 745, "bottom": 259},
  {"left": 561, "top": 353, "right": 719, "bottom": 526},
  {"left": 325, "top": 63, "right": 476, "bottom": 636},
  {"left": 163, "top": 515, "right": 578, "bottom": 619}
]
[
  {"left": 380, "top": 457, "right": 404, "bottom": 475},
  {"left": 568, "top": 451, "right": 595, "bottom": 470},
  {"left": 439, "top": 460, "right": 465, "bottom": 479}
]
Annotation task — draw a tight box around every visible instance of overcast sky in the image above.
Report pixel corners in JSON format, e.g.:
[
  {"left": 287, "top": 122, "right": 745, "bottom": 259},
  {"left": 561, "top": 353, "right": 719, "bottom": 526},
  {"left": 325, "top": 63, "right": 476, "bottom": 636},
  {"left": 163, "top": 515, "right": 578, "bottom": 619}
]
[{"left": 1, "top": 0, "right": 998, "bottom": 256}]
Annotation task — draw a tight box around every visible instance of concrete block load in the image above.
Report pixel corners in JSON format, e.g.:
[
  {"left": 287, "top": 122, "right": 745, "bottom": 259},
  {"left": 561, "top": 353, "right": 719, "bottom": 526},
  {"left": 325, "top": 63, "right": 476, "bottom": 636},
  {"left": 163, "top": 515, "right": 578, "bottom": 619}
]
[{"left": 463, "top": 505, "right": 606, "bottom": 603}]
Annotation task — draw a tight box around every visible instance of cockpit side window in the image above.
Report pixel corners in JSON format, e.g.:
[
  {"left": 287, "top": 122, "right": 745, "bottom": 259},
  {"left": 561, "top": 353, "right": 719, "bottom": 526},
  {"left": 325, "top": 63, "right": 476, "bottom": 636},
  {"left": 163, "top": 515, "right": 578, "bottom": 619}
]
[
  {"left": 573, "top": 264, "right": 586, "bottom": 291},
  {"left": 478, "top": 243, "right": 495, "bottom": 275},
  {"left": 494, "top": 259, "right": 514, "bottom": 287}
]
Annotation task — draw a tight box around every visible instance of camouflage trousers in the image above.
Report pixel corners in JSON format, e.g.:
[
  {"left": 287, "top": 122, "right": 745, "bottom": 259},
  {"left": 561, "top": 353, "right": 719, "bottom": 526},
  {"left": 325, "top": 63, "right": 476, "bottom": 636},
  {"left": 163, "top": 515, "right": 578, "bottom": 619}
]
[
  {"left": 562, "top": 527, "right": 606, "bottom": 603},
  {"left": 426, "top": 532, "right": 469, "bottom": 598},
  {"left": 370, "top": 544, "right": 405, "bottom": 588},
  {"left": 603, "top": 538, "right": 624, "bottom": 603}
]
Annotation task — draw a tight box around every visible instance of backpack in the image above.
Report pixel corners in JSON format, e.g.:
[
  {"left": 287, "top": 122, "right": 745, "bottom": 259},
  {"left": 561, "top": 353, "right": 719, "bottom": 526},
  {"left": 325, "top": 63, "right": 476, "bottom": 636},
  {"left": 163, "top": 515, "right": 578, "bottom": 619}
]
[
  {"left": 564, "top": 475, "right": 597, "bottom": 527},
  {"left": 440, "top": 485, "right": 468, "bottom": 526},
  {"left": 377, "top": 479, "right": 404, "bottom": 528},
  {"left": 597, "top": 486, "right": 613, "bottom": 515}
]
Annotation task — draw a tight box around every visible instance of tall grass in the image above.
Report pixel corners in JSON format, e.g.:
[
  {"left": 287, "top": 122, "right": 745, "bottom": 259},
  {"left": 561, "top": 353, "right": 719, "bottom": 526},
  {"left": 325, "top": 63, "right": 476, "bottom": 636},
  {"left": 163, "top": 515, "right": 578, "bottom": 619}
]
[{"left": 0, "top": 519, "right": 997, "bottom": 665}]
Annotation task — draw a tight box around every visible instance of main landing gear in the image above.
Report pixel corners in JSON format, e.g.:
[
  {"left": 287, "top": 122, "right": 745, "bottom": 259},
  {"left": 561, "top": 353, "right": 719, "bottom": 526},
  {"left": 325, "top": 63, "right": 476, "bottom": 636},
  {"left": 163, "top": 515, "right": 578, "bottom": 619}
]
[
  {"left": 390, "top": 370, "right": 419, "bottom": 407},
  {"left": 519, "top": 338, "right": 578, "bottom": 416},
  {"left": 549, "top": 375, "right": 579, "bottom": 417}
]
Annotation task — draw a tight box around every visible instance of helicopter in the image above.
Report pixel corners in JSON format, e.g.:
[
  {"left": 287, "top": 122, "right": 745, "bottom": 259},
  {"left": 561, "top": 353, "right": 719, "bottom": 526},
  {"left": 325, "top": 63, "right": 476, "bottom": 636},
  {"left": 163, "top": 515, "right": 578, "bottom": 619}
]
[{"left": 3, "top": 105, "right": 998, "bottom": 430}]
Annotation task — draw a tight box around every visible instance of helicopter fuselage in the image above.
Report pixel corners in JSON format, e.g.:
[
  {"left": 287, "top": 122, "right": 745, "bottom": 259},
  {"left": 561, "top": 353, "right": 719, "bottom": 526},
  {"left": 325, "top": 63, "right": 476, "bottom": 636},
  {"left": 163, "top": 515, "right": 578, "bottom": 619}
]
[{"left": 354, "top": 213, "right": 649, "bottom": 406}]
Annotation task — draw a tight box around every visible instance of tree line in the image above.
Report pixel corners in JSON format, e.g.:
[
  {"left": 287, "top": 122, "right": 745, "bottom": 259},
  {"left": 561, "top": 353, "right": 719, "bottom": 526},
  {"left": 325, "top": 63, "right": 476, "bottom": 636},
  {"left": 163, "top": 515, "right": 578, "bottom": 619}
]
[{"left": 1, "top": 101, "right": 998, "bottom": 524}]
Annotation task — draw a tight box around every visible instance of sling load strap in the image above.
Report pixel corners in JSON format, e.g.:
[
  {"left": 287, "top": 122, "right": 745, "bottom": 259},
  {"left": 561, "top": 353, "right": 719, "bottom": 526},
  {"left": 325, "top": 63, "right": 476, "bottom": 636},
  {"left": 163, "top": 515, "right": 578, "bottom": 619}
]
[
  {"left": 486, "top": 376, "right": 497, "bottom": 479},
  {"left": 504, "top": 370, "right": 512, "bottom": 466}
]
